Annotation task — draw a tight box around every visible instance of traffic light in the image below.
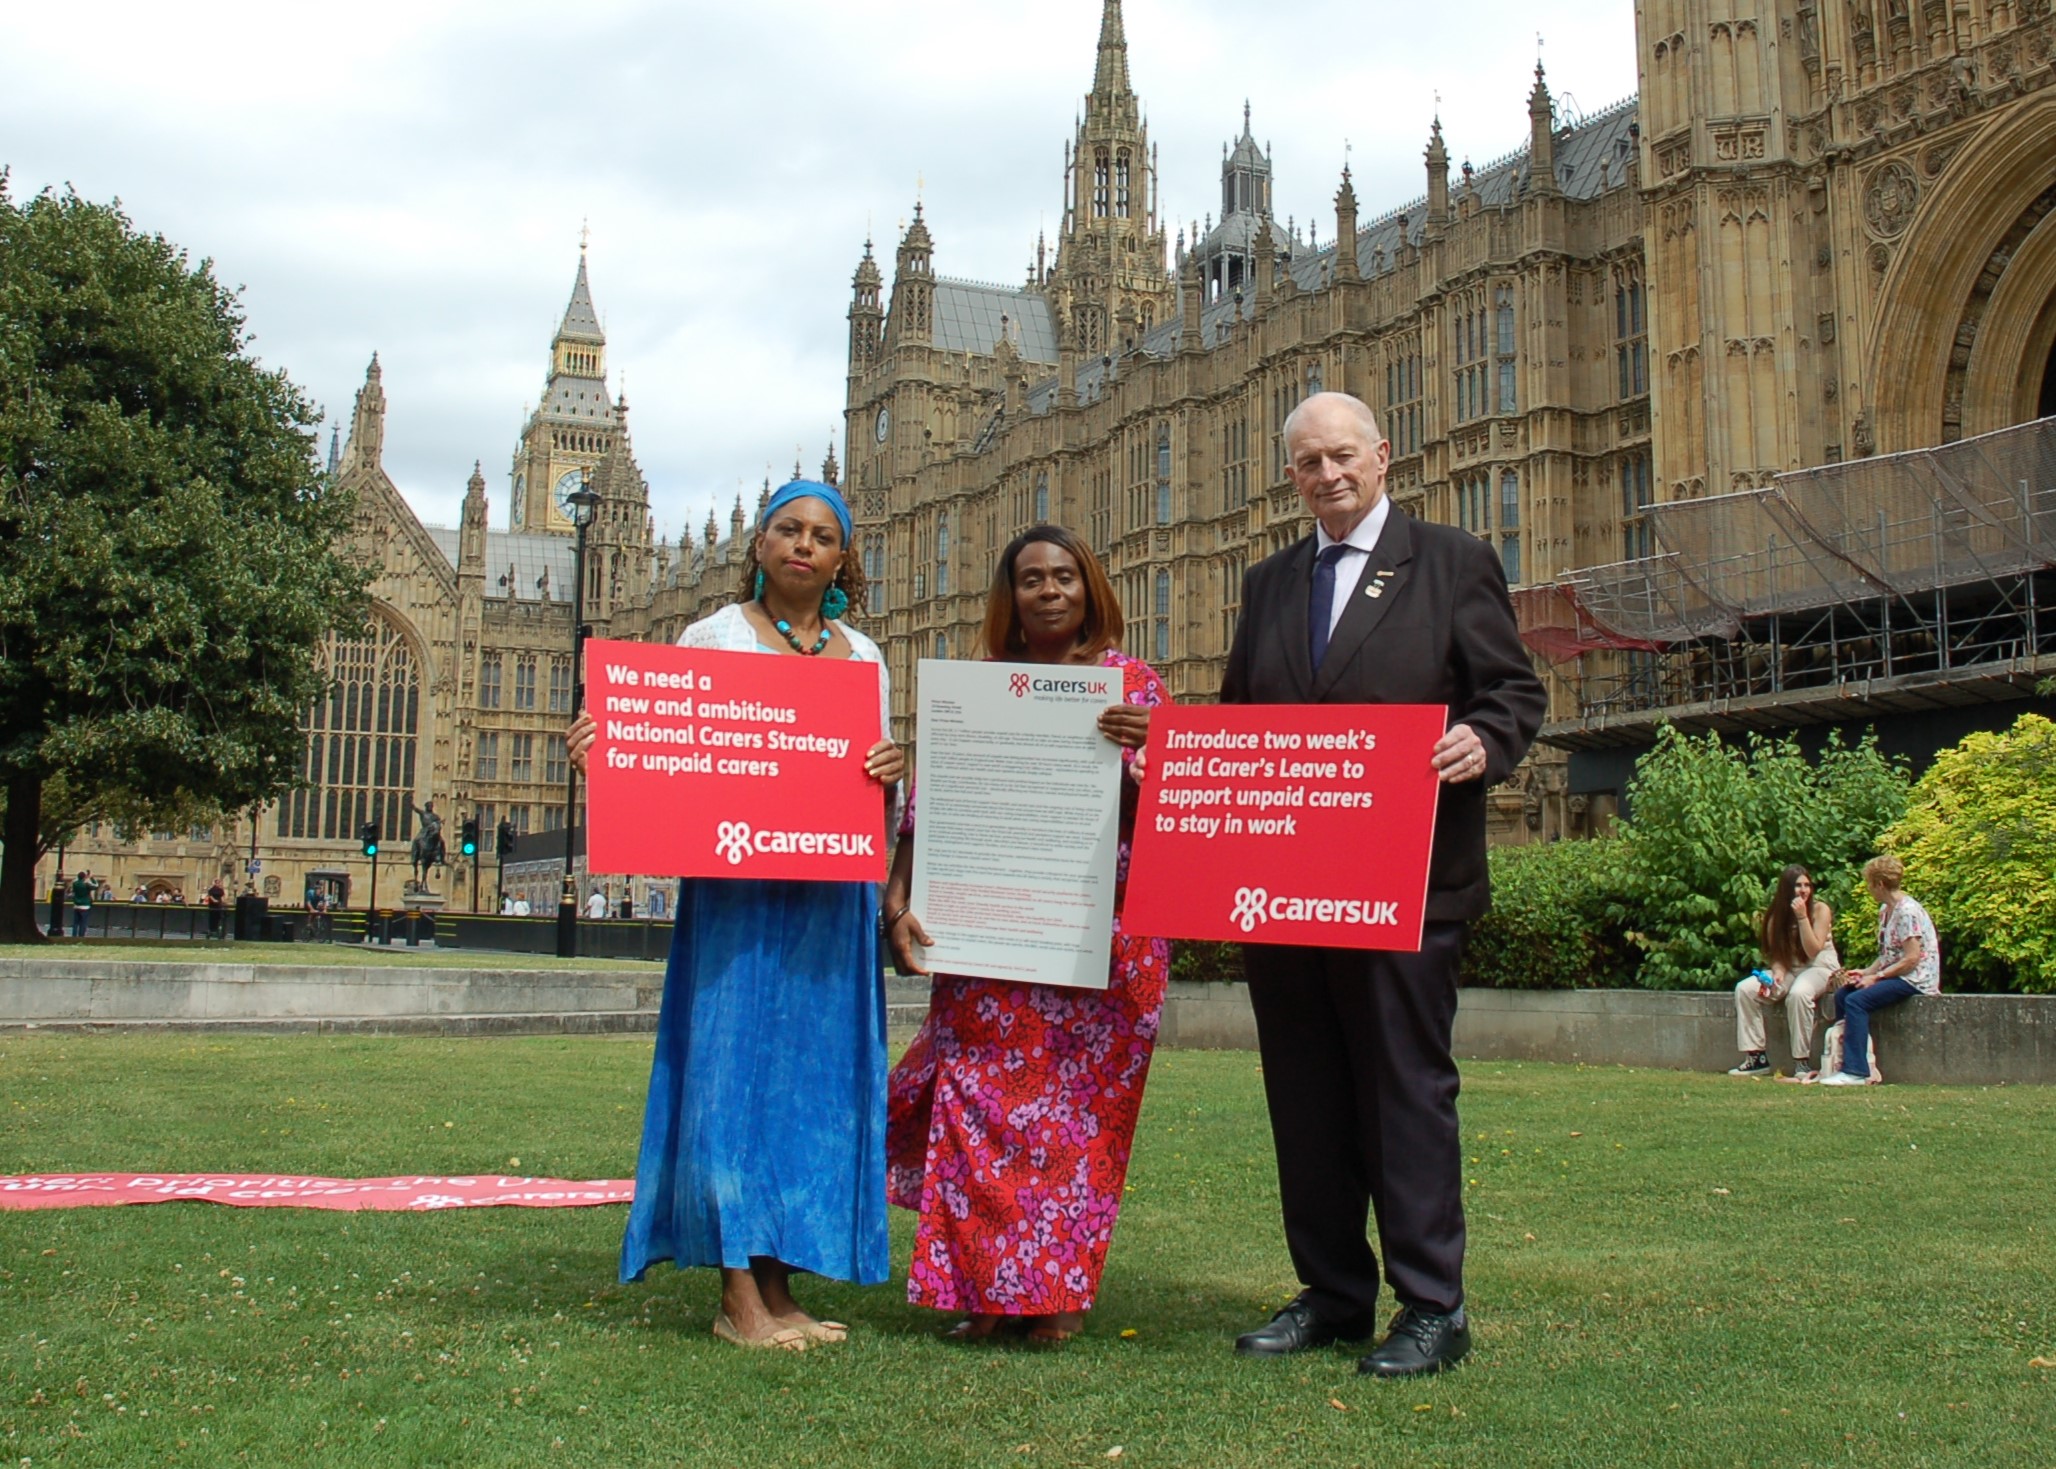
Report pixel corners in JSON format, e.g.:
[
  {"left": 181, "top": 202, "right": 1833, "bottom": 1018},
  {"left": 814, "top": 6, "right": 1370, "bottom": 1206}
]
[
  {"left": 459, "top": 818, "right": 480, "bottom": 857},
  {"left": 359, "top": 820, "right": 380, "bottom": 857},
  {"left": 496, "top": 819, "right": 517, "bottom": 858}
]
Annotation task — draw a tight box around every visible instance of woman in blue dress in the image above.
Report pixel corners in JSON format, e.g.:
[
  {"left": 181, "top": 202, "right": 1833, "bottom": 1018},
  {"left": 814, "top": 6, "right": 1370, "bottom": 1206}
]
[{"left": 568, "top": 481, "right": 903, "bottom": 1351}]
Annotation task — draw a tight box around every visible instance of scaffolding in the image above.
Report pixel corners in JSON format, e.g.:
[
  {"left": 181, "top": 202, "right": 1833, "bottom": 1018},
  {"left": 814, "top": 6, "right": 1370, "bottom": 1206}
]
[{"left": 1525, "top": 417, "right": 2056, "bottom": 746}]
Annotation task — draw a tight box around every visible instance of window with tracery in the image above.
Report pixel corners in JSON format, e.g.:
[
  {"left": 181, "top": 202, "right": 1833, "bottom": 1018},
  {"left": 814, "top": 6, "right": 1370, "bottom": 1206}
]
[
  {"left": 1155, "top": 424, "right": 1173, "bottom": 524},
  {"left": 1616, "top": 270, "right": 1649, "bottom": 399},
  {"left": 276, "top": 612, "right": 421, "bottom": 842}
]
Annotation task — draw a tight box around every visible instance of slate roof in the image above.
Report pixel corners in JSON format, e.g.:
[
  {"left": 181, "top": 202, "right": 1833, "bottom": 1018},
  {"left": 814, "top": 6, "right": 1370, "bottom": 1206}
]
[
  {"left": 933, "top": 278, "right": 1060, "bottom": 362},
  {"left": 539, "top": 374, "right": 615, "bottom": 422},
  {"left": 557, "top": 255, "right": 605, "bottom": 343},
  {"left": 424, "top": 526, "right": 577, "bottom": 604},
  {"left": 1299, "top": 96, "right": 1640, "bottom": 287},
  {"left": 1197, "top": 208, "right": 1294, "bottom": 260}
]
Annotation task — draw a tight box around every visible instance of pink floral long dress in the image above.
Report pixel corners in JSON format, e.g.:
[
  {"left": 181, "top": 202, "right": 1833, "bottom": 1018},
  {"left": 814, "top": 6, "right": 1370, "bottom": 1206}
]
[{"left": 885, "top": 649, "right": 1173, "bottom": 1316}]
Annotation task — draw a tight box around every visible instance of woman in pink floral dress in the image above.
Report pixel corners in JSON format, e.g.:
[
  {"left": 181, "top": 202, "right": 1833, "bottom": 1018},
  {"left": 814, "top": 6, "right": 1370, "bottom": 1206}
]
[{"left": 884, "top": 525, "right": 1171, "bottom": 1343}]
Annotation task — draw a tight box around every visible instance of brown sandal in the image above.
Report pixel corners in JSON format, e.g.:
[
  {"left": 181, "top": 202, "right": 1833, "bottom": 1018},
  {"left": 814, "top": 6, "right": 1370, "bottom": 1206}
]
[
  {"left": 712, "top": 1311, "right": 808, "bottom": 1351},
  {"left": 781, "top": 1315, "right": 849, "bottom": 1344}
]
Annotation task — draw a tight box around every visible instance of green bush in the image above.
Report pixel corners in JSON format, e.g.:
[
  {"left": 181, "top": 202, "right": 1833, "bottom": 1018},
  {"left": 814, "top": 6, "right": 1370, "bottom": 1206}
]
[
  {"left": 1876, "top": 713, "right": 2056, "bottom": 994},
  {"left": 1606, "top": 725, "right": 1910, "bottom": 990},
  {"left": 1169, "top": 939, "right": 1244, "bottom": 985},
  {"left": 1463, "top": 837, "right": 1635, "bottom": 989}
]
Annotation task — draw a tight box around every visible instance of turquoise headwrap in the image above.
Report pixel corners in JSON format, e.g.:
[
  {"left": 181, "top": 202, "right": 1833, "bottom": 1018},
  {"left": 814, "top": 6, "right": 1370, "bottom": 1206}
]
[{"left": 761, "top": 480, "right": 853, "bottom": 545}]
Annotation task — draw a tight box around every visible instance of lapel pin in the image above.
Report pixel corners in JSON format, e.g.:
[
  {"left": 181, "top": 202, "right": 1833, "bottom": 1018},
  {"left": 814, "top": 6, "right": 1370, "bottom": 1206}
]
[{"left": 1366, "top": 586, "right": 1383, "bottom": 599}]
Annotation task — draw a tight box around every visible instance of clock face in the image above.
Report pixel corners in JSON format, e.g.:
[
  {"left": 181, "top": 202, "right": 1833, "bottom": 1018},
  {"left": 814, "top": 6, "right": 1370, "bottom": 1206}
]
[
  {"left": 554, "top": 469, "right": 586, "bottom": 520},
  {"left": 874, "top": 406, "right": 890, "bottom": 443}
]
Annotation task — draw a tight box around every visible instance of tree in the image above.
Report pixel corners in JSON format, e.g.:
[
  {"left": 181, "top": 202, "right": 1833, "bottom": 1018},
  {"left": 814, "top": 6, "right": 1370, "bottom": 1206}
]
[
  {"left": 1873, "top": 713, "right": 2056, "bottom": 993},
  {"left": 1605, "top": 725, "right": 1910, "bottom": 988},
  {"left": 0, "top": 179, "right": 366, "bottom": 940}
]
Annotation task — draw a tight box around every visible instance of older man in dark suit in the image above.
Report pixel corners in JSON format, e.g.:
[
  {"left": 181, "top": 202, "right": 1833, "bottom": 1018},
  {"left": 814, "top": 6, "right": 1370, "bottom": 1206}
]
[{"left": 1222, "top": 391, "right": 1545, "bottom": 1377}]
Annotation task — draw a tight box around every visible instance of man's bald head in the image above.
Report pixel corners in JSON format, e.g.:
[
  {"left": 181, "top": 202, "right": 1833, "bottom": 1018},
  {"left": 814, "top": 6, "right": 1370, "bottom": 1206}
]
[
  {"left": 1283, "top": 392, "right": 1385, "bottom": 456},
  {"left": 1283, "top": 392, "right": 1392, "bottom": 540}
]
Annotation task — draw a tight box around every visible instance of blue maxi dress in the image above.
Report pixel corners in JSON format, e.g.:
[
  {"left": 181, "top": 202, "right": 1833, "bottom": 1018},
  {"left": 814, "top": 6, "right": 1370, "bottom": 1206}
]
[{"left": 617, "top": 604, "right": 891, "bottom": 1286}]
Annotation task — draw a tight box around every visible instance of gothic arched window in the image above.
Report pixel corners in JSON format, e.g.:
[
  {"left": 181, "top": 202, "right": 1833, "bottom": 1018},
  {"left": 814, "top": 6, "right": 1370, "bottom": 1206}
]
[
  {"left": 277, "top": 610, "right": 421, "bottom": 843},
  {"left": 1116, "top": 152, "right": 1132, "bottom": 219},
  {"left": 1093, "top": 151, "right": 1110, "bottom": 218},
  {"left": 1034, "top": 471, "right": 1050, "bottom": 523},
  {"left": 936, "top": 510, "right": 950, "bottom": 597},
  {"left": 1155, "top": 424, "right": 1173, "bottom": 524}
]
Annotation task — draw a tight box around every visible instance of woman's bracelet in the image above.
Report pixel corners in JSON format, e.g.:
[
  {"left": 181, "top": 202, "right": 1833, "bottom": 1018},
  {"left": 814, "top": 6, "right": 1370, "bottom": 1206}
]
[{"left": 884, "top": 904, "right": 910, "bottom": 930}]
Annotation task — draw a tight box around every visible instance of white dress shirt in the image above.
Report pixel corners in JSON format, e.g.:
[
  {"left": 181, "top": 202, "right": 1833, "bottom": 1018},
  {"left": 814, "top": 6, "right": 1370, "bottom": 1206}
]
[{"left": 1312, "top": 494, "right": 1393, "bottom": 640}]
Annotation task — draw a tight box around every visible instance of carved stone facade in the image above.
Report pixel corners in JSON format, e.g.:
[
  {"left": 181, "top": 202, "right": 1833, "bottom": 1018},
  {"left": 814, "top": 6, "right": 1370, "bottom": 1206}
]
[
  {"left": 849, "top": 0, "right": 2056, "bottom": 842},
  {"left": 1645, "top": 0, "right": 2056, "bottom": 480},
  {"left": 848, "top": 2, "right": 1650, "bottom": 842}
]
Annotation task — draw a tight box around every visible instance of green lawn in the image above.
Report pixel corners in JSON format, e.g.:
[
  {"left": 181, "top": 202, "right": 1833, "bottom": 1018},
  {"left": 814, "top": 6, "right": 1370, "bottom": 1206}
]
[
  {"left": 2, "top": 1036, "right": 2051, "bottom": 1468},
  {"left": 0, "top": 941, "right": 657, "bottom": 970}
]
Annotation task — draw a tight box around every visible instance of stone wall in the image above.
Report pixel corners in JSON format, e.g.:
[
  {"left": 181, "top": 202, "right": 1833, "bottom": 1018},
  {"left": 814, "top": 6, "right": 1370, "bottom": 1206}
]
[{"left": 7, "top": 962, "right": 2052, "bottom": 1086}]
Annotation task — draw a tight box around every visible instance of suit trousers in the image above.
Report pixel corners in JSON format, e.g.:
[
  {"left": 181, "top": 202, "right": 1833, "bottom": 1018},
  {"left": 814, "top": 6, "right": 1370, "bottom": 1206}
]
[{"left": 1244, "top": 923, "right": 1467, "bottom": 1322}]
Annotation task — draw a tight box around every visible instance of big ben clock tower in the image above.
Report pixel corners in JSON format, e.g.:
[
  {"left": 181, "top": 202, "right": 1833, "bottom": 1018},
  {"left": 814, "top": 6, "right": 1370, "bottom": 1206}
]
[{"left": 509, "top": 244, "right": 617, "bottom": 532}]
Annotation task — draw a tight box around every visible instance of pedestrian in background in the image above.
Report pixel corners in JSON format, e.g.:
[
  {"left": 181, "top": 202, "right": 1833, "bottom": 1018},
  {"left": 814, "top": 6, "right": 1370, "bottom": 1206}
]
[{"left": 69, "top": 871, "right": 94, "bottom": 938}]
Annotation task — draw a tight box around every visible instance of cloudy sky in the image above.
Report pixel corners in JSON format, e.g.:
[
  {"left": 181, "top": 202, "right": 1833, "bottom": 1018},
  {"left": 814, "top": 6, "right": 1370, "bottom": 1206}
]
[{"left": 5, "top": 0, "right": 1638, "bottom": 542}]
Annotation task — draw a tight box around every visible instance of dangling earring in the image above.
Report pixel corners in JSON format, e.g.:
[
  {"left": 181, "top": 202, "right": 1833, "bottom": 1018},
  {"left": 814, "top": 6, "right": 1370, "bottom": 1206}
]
[
  {"left": 753, "top": 568, "right": 765, "bottom": 599},
  {"left": 821, "top": 584, "right": 850, "bottom": 621}
]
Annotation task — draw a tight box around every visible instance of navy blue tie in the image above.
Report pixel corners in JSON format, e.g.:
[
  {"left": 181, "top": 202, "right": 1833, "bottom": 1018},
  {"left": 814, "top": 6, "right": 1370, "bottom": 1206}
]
[{"left": 1309, "top": 544, "right": 1351, "bottom": 671}]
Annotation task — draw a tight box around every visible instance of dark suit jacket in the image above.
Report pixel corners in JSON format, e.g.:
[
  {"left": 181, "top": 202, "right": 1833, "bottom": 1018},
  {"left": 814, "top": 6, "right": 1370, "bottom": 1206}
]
[{"left": 1220, "top": 508, "right": 1546, "bottom": 922}]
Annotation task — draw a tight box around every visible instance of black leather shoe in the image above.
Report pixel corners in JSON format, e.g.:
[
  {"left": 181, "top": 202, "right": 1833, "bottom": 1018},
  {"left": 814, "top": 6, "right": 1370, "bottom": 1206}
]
[
  {"left": 1357, "top": 1306, "right": 1471, "bottom": 1377},
  {"left": 1234, "top": 1296, "right": 1374, "bottom": 1356}
]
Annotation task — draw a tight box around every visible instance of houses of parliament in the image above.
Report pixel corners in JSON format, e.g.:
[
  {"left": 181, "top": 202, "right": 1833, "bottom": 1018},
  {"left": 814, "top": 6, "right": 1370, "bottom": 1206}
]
[{"left": 46, "top": 0, "right": 2056, "bottom": 907}]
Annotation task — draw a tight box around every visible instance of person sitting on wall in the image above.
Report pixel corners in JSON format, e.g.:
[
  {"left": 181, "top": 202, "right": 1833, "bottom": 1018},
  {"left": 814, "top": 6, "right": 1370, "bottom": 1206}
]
[
  {"left": 1818, "top": 856, "right": 1940, "bottom": 1087},
  {"left": 1728, "top": 865, "right": 1839, "bottom": 1081}
]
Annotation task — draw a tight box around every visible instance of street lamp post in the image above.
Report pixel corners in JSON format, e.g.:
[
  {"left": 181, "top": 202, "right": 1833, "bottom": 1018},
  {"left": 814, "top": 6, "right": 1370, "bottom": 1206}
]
[{"left": 556, "top": 470, "right": 601, "bottom": 958}]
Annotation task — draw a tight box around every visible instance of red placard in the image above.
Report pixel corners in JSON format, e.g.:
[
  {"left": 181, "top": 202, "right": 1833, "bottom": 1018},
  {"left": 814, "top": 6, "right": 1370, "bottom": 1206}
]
[
  {"left": 1121, "top": 704, "right": 1446, "bottom": 950},
  {"left": 584, "top": 638, "right": 885, "bottom": 881}
]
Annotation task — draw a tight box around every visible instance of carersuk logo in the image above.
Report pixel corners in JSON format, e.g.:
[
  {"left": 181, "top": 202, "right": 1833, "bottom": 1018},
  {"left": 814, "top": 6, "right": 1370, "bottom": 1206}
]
[
  {"left": 1230, "top": 886, "right": 1401, "bottom": 931},
  {"left": 716, "top": 822, "right": 753, "bottom": 865},
  {"left": 1013, "top": 674, "right": 1113, "bottom": 697},
  {"left": 714, "top": 820, "right": 876, "bottom": 864}
]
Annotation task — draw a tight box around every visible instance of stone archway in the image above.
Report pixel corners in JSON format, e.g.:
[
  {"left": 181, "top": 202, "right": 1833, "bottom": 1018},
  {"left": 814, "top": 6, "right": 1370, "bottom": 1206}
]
[
  {"left": 1867, "top": 96, "right": 2056, "bottom": 451},
  {"left": 1956, "top": 191, "right": 2056, "bottom": 437}
]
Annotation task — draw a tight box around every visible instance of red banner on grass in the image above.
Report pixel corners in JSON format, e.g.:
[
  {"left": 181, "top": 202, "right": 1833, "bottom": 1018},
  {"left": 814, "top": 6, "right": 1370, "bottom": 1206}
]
[
  {"left": 583, "top": 638, "right": 885, "bottom": 881},
  {"left": 1121, "top": 704, "right": 1445, "bottom": 950},
  {"left": 0, "top": 1173, "right": 634, "bottom": 1211}
]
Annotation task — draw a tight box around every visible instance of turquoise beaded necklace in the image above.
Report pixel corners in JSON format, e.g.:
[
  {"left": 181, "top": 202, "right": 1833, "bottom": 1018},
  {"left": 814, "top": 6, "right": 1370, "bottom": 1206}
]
[{"left": 766, "top": 607, "right": 833, "bottom": 655}]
